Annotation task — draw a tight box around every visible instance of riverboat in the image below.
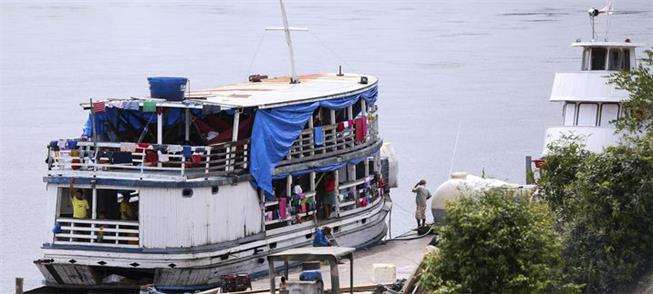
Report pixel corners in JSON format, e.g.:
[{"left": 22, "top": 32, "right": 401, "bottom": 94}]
[
  {"left": 526, "top": 6, "right": 642, "bottom": 182},
  {"left": 33, "top": 2, "right": 397, "bottom": 291}
]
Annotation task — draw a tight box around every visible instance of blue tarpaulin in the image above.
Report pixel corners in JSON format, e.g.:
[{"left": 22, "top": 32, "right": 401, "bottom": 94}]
[
  {"left": 82, "top": 107, "right": 183, "bottom": 138},
  {"left": 250, "top": 86, "right": 378, "bottom": 198}
]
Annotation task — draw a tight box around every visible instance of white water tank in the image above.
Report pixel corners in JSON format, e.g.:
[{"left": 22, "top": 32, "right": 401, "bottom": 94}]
[{"left": 430, "top": 172, "right": 533, "bottom": 210}]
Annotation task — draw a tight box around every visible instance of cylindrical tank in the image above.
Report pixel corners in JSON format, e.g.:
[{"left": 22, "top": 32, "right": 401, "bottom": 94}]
[{"left": 430, "top": 172, "right": 534, "bottom": 224}]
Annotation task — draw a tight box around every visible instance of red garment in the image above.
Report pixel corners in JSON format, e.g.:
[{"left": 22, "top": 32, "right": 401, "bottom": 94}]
[
  {"left": 144, "top": 150, "right": 158, "bottom": 165},
  {"left": 325, "top": 176, "right": 336, "bottom": 192},
  {"left": 354, "top": 117, "right": 368, "bottom": 143},
  {"left": 336, "top": 121, "right": 345, "bottom": 132}
]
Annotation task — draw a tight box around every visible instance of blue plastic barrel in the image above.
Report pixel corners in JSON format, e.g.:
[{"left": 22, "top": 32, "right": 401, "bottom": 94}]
[{"left": 147, "top": 77, "right": 188, "bottom": 101}]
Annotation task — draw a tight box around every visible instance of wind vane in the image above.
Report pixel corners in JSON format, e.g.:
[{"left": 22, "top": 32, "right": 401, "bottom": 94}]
[
  {"left": 266, "top": 0, "right": 308, "bottom": 84},
  {"left": 588, "top": 0, "right": 615, "bottom": 41}
]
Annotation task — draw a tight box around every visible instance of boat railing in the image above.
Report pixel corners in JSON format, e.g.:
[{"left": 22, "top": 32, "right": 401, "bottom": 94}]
[
  {"left": 46, "top": 139, "right": 250, "bottom": 179},
  {"left": 53, "top": 218, "right": 140, "bottom": 248},
  {"left": 279, "top": 114, "right": 379, "bottom": 166}
]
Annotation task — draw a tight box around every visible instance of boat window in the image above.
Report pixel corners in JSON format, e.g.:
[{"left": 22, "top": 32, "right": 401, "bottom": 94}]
[
  {"left": 590, "top": 48, "right": 607, "bottom": 70},
  {"left": 608, "top": 49, "right": 622, "bottom": 70},
  {"left": 563, "top": 103, "right": 576, "bottom": 126},
  {"left": 582, "top": 48, "right": 591, "bottom": 71},
  {"left": 600, "top": 103, "right": 620, "bottom": 127},
  {"left": 623, "top": 49, "right": 631, "bottom": 70},
  {"left": 577, "top": 103, "right": 598, "bottom": 126},
  {"left": 58, "top": 188, "right": 139, "bottom": 221}
]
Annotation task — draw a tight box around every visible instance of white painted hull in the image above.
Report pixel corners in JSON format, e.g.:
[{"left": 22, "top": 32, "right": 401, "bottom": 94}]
[{"left": 36, "top": 196, "right": 391, "bottom": 290}]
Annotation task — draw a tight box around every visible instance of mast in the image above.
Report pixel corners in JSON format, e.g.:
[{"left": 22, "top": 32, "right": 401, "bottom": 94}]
[{"left": 266, "top": 0, "right": 307, "bottom": 84}]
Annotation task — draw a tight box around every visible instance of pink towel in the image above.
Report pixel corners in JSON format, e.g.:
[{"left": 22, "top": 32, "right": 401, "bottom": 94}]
[{"left": 279, "top": 197, "right": 287, "bottom": 220}]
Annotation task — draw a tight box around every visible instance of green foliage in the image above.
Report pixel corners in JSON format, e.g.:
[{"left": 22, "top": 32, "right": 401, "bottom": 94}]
[
  {"left": 540, "top": 134, "right": 653, "bottom": 293},
  {"left": 538, "top": 135, "right": 590, "bottom": 221},
  {"left": 609, "top": 48, "right": 653, "bottom": 134},
  {"left": 419, "top": 189, "right": 577, "bottom": 294}
]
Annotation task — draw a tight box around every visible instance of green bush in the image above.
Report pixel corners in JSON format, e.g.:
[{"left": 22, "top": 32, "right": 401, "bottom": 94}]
[
  {"left": 419, "top": 189, "right": 577, "bottom": 294},
  {"left": 539, "top": 135, "right": 653, "bottom": 293}
]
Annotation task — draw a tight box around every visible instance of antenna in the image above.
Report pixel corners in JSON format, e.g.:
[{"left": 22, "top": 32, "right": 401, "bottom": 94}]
[
  {"left": 265, "top": 0, "right": 308, "bottom": 84},
  {"left": 587, "top": 0, "right": 615, "bottom": 41}
]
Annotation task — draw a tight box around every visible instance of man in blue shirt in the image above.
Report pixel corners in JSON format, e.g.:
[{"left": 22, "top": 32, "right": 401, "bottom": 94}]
[{"left": 313, "top": 226, "right": 335, "bottom": 247}]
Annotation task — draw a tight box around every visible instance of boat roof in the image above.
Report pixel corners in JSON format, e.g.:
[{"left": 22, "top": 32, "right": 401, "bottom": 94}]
[
  {"left": 187, "top": 73, "right": 378, "bottom": 109},
  {"left": 571, "top": 41, "right": 641, "bottom": 48},
  {"left": 268, "top": 246, "right": 355, "bottom": 260},
  {"left": 80, "top": 73, "right": 377, "bottom": 111}
]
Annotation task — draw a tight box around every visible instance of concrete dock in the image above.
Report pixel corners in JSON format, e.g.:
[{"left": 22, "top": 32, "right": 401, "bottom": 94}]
[{"left": 246, "top": 234, "right": 432, "bottom": 292}]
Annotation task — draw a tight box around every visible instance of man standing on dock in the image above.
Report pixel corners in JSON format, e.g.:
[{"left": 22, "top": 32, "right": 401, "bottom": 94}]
[{"left": 411, "top": 179, "right": 432, "bottom": 228}]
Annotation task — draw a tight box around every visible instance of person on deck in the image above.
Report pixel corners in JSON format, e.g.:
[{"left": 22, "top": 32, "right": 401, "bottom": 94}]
[
  {"left": 322, "top": 173, "right": 337, "bottom": 219},
  {"left": 118, "top": 193, "right": 137, "bottom": 220},
  {"left": 411, "top": 179, "right": 432, "bottom": 228},
  {"left": 69, "top": 178, "right": 89, "bottom": 219},
  {"left": 313, "top": 226, "right": 337, "bottom": 247}
]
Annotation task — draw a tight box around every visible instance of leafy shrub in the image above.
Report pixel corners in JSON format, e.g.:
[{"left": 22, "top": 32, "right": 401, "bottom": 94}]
[{"left": 419, "top": 189, "right": 577, "bottom": 294}]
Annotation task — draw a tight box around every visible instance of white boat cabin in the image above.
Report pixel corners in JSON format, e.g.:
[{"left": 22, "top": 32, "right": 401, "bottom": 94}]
[{"left": 543, "top": 40, "right": 642, "bottom": 155}]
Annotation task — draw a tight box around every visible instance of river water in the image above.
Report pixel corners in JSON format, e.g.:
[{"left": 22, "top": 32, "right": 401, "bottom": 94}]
[{"left": 1, "top": 0, "right": 651, "bottom": 291}]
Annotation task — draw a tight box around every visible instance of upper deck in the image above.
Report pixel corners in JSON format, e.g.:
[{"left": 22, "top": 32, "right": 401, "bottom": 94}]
[{"left": 45, "top": 72, "right": 382, "bottom": 187}]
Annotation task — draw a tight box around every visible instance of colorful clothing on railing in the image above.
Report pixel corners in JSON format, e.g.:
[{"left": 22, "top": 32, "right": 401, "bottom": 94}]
[{"left": 313, "top": 127, "right": 325, "bottom": 146}]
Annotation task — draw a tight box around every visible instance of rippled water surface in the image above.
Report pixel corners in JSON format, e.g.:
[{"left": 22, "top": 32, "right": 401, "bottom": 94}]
[{"left": 1, "top": 0, "right": 651, "bottom": 291}]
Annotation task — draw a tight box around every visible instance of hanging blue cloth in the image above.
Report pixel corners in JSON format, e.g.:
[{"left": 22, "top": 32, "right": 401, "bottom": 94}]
[
  {"left": 182, "top": 145, "right": 192, "bottom": 158},
  {"left": 313, "top": 127, "right": 325, "bottom": 146},
  {"left": 250, "top": 86, "right": 378, "bottom": 198}
]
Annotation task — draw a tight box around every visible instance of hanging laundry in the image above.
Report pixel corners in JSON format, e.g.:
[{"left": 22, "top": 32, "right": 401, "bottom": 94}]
[
  {"left": 152, "top": 144, "right": 168, "bottom": 152},
  {"left": 313, "top": 127, "right": 325, "bottom": 146},
  {"left": 120, "top": 142, "right": 137, "bottom": 152},
  {"left": 106, "top": 101, "right": 122, "bottom": 108},
  {"left": 278, "top": 197, "right": 287, "bottom": 220},
  {"left": 191, "top": 154, "right": 202, "bottom": 166},
  {"left": 142, "top": 100, "right": 157, "bottom": 112},
  {"left": 166, "top": 145, "right": 182, "bottom": 153},
  {"left": 354, "top": 116, "right": 368, "bottom": 143},
  {"left": 123, "top": 101, "right": 140, "bottom": 110},
  {"left": 182, "top": 146, "right": 193, "bottom": 158},
  {"left": 143, "top": 150, "right": 158, "bottom": 166},
  {"left": 111, "top": 152, "right": 133, "bottom": 164},
  {"left": 336, "top": 121, "right": 345, "bottom": 132},
  {"left": 159, "top": 154, "right": 170, "bottom": 162},
  {"left": 92, "top": 101, "right": 106, "bottom": 113},
  {"left": 57, "top": 139, "right": 66, "bottom": 150},
  {"left": 66, "top": 139, "right": 78, "bottom": 149}
]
